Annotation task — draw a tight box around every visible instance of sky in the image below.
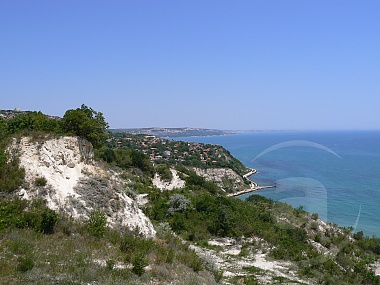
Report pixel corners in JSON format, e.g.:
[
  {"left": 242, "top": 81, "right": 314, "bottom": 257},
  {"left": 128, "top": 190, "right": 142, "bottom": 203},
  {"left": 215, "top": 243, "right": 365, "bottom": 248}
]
[{"left": 1, "top": 1, "right": 379, "bottom": 130}]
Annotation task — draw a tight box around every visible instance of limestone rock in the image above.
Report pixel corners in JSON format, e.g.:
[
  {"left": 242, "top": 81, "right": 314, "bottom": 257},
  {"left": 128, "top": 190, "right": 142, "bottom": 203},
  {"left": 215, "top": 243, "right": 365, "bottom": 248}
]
[{"left": 10, "top": 136, "right": 156, "bottom": 238}]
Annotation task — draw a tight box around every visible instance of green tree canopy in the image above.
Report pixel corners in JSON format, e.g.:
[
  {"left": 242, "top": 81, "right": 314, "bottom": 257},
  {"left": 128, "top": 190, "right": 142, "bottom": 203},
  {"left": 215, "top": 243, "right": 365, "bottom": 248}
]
[
  {"left": 62, "top": 104, "right": 109, "bottom": 148},
  {"left": 5, "top": 112, "right": 61, "bottom": 135}
]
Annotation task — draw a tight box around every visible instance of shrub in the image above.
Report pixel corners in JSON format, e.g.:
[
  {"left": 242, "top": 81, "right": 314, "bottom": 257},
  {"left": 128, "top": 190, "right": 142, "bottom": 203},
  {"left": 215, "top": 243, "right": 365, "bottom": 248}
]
[
  {"left": 119, "top": 230, "right": 155, "bottom": 257},
  {"left": 167, "top": 194, "right": 191, "bottom": 215},
  {"left": 22, "top": 199, "right": 58, "bottom": 234},
  {"left": 311, "top": 213, "right": 319, "bottom": 220},
  {"left": 156, "top": 164, "right": 173, "bottom": 182},
  {"left": 106, "top": 259, "right": 115, "bottom": 270},
  {"left": 88, "top": 210, "right": 107, "bottom": 238},
  {"left": 353, "top": 231, "right": 364, "bottom": 240},
  {"left": 39, "top": 208, "right": 58, "bottom": 234},
  {"left": 166, "top": 249, "right": 175, "bottom": 264},
  {"left": 35, "top": 177, "right": 47, "bottom": 186},
  {"left": 310, "top": 221, "right": 319, "bottom": 231},
  {"left": 132, "top": 253, "right": 148, "bottom": 276},
  {"left": 314, "top": 233, "right": 322, "bottom": 243},
  {"left": 0, "top": 148, "right": 25, "bottom": 193},
  {"left": 17, "top": 255, "right": 34, "bottom": 272},
  {"left": 177, "top": 251, "right": 203, "bottom": 272}
]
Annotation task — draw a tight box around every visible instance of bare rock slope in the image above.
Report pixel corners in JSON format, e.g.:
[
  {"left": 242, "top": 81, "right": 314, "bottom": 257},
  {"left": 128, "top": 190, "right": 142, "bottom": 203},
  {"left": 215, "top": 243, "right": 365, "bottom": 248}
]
[
  {"left": 193, "top": 167, "right": 247, "bottom": 192},
  {"left": 11, "top": 136, "right": 155, "bottom": 238}
]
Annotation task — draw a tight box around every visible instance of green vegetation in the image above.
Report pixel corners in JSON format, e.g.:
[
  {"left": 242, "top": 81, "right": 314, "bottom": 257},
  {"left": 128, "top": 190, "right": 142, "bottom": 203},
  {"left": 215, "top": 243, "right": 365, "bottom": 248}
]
[
  {"left": 34, "top": 177, "right": 47, "bottom": 187},
  {"left": 155, "top": 164, "right": 173, "bottom": 181},
  {"left": 0, "top": 145, "right": 25, "bottom": 193},
  {"left": 95, "top": 146, "right": 154, "bottom": 176},
  {"left": 62, "top": 104, "right": 109, "bottom": 148},
  {"left": 0, "top": 198, "right": 58, "bottom": 234},
  {"left": 1, "top": 106, "right": 380, "bottom": 284},
  {"left": 105, "top": 132, "right": 247, "bottom": 176},
  {"left": 0, "top": 104, "right": 109, "bottom": 194},
  {"left": 0, "top": 197, "right": 215, "bottom": 284},
  {"left": 0, "top": 104, "right": 108, "bottom": 147},
  {"left": 87, "top": 210, "right": 107, "bottom": 238},
  {"left": 147, "top": 190, "right": 380, "bottom": 284}
]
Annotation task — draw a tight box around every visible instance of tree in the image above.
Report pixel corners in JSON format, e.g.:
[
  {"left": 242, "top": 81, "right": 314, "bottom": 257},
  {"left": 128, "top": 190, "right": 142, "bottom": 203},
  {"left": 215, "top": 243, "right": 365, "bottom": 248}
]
[
  {"left": 130, "top": 150, "right": 153, "bottom": 173},
  {"left": 62, "top": 104, "right": 109, "bottom": 148}
]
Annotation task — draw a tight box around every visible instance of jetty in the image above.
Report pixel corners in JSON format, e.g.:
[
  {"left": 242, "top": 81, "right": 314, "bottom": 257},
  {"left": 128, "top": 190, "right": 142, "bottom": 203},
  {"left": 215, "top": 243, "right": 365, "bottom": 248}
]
[{"left": 227, "top": 168, "right": 276, "bottom": 197}]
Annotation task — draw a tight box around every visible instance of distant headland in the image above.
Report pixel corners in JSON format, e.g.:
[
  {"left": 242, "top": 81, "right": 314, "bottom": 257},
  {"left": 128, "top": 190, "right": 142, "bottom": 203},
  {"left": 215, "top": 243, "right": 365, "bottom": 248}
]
[{"left": 109, "top": 127, "right": 241, "bottom": 138}]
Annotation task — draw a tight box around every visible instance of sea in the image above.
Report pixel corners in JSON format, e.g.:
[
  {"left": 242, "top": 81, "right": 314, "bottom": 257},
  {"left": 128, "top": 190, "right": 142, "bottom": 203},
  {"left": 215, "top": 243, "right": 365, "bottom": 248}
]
[{"left": 176, "top": 131, "right": 380, "bottom": 237}]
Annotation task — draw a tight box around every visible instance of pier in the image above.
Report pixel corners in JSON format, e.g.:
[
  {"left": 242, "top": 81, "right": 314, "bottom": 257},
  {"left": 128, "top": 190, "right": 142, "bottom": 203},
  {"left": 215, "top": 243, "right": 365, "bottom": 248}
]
[{"left": 227, "top": 168, "right": 276, "bottom": 197}]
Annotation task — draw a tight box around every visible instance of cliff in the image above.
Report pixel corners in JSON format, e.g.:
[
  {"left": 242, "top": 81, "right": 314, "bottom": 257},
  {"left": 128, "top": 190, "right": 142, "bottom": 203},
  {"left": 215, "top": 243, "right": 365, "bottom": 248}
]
[
  {"left": 192, "top": 167, "right": 247, "bottom": 192},
  {"left": 10, "top": 136, "right": 155, "bottom": 238}
]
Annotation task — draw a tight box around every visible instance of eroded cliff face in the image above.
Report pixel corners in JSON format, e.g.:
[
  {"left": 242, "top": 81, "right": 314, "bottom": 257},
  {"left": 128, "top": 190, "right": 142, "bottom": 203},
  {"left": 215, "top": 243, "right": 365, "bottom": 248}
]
[
  {"left": 193, "top": 167, "right": 247, "bottom": 192},
  {"left": 11, "top": 136, "right": 155, "bottom": 238}
]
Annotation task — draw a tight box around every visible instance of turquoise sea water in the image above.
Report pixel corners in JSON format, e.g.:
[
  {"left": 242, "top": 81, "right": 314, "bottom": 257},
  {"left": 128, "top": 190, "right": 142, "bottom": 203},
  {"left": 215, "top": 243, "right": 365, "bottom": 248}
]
[{"left": 176, "top": 131, "right": 380, "bottom": 237}]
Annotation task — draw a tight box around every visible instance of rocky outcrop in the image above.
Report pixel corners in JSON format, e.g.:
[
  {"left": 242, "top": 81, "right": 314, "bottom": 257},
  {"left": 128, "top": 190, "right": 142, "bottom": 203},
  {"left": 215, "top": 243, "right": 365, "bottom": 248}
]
[
  {"left": 152, "top": 169, "right": 185, "bottom": 190},
  {"left": 192, "top": 167, "right": 247, "bottom": 192},
  {"left": 10, "top": 136, "right": 155, "bottom": 238}
]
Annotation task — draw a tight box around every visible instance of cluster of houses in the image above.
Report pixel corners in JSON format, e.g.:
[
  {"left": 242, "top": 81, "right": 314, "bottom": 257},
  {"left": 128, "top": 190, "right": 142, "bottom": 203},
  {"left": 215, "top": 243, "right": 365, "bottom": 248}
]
[
  {"left": 107, "top": 134, "right": 225, "bottom": 166},
  {"left": 0, "top": 109, "right": 27, "bottom": 120}
]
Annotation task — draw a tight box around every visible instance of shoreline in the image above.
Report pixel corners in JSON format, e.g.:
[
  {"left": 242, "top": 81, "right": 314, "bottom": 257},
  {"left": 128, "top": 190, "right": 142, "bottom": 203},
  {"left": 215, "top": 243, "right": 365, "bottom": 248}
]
[{"left": 227, "top": 168, "right": 276, "bottom": 197}]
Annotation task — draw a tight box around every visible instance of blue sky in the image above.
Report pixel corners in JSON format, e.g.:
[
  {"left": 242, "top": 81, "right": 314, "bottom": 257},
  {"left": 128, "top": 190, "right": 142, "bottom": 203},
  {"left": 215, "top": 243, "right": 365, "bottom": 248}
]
[{"left": 1, "top": 1, "right": 379, "bottom": 130}]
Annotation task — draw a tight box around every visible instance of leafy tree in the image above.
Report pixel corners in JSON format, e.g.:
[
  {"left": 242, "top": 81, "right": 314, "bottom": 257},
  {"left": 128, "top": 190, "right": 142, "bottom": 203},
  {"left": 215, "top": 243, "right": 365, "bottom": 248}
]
[
  {"left": 62, "top": 104, "right": 109, "bottom": 148},
  {"left": 96, "top": 147, "right": 116, "bottom": 163},
  {"left": 130, "top": 150, "right": 153, "bottom": 173}
]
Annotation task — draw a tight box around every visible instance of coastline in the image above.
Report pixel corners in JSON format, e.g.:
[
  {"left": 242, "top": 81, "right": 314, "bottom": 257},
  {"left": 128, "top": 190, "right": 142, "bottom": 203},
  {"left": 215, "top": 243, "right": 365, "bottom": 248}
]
[{"left": 227, "top": 168, "right": 276, "bottom": 197}]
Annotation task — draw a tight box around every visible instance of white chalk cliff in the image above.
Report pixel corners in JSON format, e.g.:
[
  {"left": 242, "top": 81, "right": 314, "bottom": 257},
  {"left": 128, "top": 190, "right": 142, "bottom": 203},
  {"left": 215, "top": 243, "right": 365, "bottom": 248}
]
[{"left": 10, "top": 136, "right": 155, "bottom": 238}]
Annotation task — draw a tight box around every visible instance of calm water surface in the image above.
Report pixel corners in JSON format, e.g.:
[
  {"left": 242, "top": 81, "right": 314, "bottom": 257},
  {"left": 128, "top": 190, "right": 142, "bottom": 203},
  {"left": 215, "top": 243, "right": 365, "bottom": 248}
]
[{"left": 176, "top": 131, "right": 380, "bottom": 237}]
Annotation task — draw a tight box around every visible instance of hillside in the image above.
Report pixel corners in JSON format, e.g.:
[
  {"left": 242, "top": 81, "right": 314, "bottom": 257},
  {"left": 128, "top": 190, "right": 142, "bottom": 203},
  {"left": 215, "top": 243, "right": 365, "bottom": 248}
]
[
  {"left": 104, "top": 133, "right": 250, "bottom": 193},
  {"left": 1, "top": 106, "right": 380, "bottom": 284}
]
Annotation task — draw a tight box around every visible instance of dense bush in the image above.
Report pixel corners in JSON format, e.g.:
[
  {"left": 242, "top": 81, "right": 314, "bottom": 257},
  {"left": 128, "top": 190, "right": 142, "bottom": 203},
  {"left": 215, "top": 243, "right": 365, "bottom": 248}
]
[
  {"left": 5, "top": 111, "right": 61, "bottom": 135},
  {"left": 167, "top": 194, "right": 191, "bottom": 215},
  {"left": 95, "top": 146, "right": 154, "bottom": 176},
  {"left": 17, "top": 255, "right": 35, "bottom": 272},
  {"left": 0, "top": 147, "right": 25, "bottom": 193},
  {"left": 35, "top": 177, "right": 47, "bottom": 186},
  {"left": 87, "top": 210, "right": 107, "bottom": 238},
  {"left": 61, "top": 104, "right": 109, "bottom": 149},
  {"left": 132, "top": 253, "right": 148, "bottom": 276},
  {"left": 156, "top": 164, "right": 173, "bottom": 181},
  {"left": 0, "top": 198, "right": 58, "bottom": 233}
]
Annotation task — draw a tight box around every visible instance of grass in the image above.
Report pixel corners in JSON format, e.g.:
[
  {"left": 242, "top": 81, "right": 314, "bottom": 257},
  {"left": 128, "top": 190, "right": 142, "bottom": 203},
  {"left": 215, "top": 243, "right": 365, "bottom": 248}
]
[{"left": 0, "top": 214, "right": 219, "bottom": 285}]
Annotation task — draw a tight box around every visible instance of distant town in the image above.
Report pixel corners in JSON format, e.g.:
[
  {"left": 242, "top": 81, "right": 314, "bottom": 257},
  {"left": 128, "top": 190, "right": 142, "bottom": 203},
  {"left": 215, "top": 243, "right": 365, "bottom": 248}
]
[
  {"left": 106, "top": 132, "right": 247, "bottom": 175},
  {"left": 0, "top": 109, "right": 60, "bottom": 121},
  {"left": 110, "top": 127, "right": 239, "bottom": 138}
]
